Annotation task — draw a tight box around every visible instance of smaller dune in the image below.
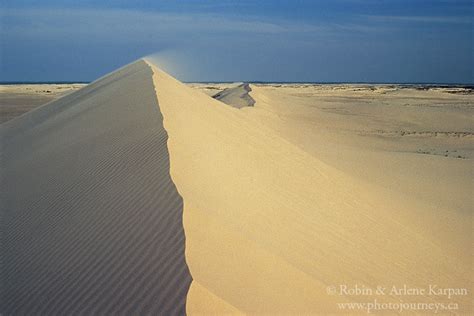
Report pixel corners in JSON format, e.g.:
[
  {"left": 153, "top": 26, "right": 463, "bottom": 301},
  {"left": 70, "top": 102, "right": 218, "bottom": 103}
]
[{"left": 213, "top": 83, "right": 255, "bottom": 108}]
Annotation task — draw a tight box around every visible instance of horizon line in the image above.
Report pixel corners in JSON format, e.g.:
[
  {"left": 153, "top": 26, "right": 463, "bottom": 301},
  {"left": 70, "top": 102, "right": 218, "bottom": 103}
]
[{"left": 1, "top": 81, "right": 473, "bottom": 86}]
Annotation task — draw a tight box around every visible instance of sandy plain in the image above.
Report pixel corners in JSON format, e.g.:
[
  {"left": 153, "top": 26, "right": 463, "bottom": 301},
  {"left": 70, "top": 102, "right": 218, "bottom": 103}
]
[{"left": 0, "top": 84, "right": 86, "bottom": 123}]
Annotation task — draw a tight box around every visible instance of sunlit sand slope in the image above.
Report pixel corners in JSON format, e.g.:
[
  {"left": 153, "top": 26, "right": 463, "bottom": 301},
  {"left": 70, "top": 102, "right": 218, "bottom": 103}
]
[
  {"left": 1, "top": 60, "right": 191, "bottom": 315},
  {"left": 148, "top": 62, "right": 471, "bottom": 314}
]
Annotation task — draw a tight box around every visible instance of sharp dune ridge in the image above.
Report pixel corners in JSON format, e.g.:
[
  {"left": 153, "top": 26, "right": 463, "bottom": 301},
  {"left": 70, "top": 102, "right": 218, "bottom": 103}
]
[{"left": 1, "top": 58, "right": 472, "bottom": 314}]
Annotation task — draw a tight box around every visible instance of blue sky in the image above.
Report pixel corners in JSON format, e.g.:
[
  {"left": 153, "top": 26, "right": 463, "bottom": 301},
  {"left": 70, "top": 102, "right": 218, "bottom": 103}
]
[{"left": 1, "top": 0, "right": 472, "bottom": 83}]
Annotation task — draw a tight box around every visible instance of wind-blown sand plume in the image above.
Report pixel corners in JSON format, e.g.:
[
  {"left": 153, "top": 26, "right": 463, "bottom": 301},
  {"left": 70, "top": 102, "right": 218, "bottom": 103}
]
[
  {"left": 147, "top": 62, "right": 471, "bottom": 314},
  {"left": 1, "top": 60, "right": 191, "bottom": 314}
]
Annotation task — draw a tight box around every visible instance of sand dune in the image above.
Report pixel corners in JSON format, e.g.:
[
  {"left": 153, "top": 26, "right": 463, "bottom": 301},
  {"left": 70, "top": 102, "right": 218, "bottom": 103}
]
[
  {"left": 213, "top": 83, "right": 255, "bottom": 108},
  {"left": 1, "top": 60, "right": 191, "bottom": 314},
  {"left": 148, "top": 62, "right": 472, "bottom": 314},
  {"left": 1, "top": 59, "right": 472, "bottom": 314}
]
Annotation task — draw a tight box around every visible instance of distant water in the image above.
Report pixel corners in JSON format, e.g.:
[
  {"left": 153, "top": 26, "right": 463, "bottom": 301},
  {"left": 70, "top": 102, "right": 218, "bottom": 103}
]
[{"left": 0, "top": 81, "right": 90, "bottom": 85}]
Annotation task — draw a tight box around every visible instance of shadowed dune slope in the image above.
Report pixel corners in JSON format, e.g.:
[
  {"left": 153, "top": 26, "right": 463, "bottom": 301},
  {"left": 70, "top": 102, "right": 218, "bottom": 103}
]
[{"left": 1, "top": 60, "right": 191, "bottom": 315}]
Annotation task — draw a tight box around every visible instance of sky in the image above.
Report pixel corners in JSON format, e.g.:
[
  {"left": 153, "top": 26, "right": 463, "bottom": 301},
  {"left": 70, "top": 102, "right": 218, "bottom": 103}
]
[{"left": 0, "top": 0, "right": 473, "bottom": 83}]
